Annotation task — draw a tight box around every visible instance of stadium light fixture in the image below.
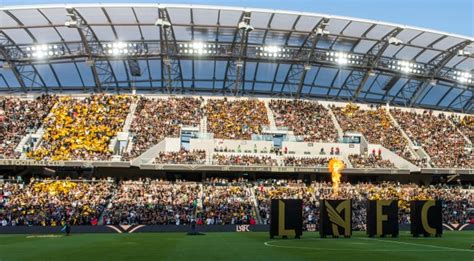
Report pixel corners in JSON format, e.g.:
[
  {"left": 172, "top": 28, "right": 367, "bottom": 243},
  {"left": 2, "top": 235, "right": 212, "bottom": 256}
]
[
  {"left": 25, "top": 44, "right": 65, "bottom": 59},
  {"left": 452, "top": 71, "right": 473, "bottom": 84},
  {"left": 178, "top": 42, "right": 218, "bottom": 55},
  {"left": 256, "top": 46, "right": 290, "bottom": 58},
  {"left": 388, "top": 37, "right": 403, "bottom": 46},
  {"left": 155, "top": 18, "right": 171, "bottom": 28},
  {"left": 326, "top": 51, "right": 362, "bottom": 65},
  {"left": 102, "top": 42, "right": 146, "bottom": 56},
  {"left": 238, "top": 21, "right": 254, "bottom": 32},
  {"left": 388, "top": 60, "right": 424, "bottom": 74}
]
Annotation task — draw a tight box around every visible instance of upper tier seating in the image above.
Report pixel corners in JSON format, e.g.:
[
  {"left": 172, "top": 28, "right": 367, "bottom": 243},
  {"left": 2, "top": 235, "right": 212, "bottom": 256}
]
[
  {"left": 29, "top": 95, "right": 131, "bottom": 161},
  {"left": 391, "top": 109, "right": 473, "bottom": 169},
  {"left": 206, "top": 98, "right": 269, "bottom": 140},
  {"left": 332, "top": 104, "right": 423, "bottom": 166},
  {"left": 450, "top": 115, "right": 473, "bottom": 143},
  {"left": 270, "top": 100, "right": 338, "bottom": 142},
  {"left": 124, "top": 97, "right": 202, "bottom": 160},
  {"left": 0, "top": 95, "right": 57, "bottom": 159}
]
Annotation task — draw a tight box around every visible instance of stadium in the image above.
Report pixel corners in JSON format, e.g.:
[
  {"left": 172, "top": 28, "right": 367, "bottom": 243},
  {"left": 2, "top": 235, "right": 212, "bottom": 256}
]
[{"left": 0, "top": 1, "right": 473, "bottom": 260}]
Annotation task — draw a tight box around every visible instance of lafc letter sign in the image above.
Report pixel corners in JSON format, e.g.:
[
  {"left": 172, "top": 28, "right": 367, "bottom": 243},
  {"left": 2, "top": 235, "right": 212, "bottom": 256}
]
[
  {"left": 270, "top": 199, "right": 303, "bottom": 239},
  {"left": 319, "top": 200, "right": 352, "bottom": 238},
  {"left": 367, "top": 200, "right": 399, "bottom": 237},
  {"left": 410, "top": 200, "right": 442, "bottom": 237}
]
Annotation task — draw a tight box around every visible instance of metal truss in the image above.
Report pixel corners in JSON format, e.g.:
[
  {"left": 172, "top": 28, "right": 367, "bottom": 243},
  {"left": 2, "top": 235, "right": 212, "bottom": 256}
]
[
  {"left": 281, "top": 18, "right": 329, "bottom": 99},
  {"left": 447, "top": 88, "right": 473, "bottom": 113},
  {"left": 66, "top": 7, "right": 118, "bottom": 93},
  {"left": 157, "top": 8, "right": 184, "bottom": 94},
  {"left": 408, "top": 40, "right": 472, "bottom": 107},
  {"left": 0, "top": 31, "right": 46, "bottom": 92},
  {"left": 222, "top": 12, "right": 251, "bottom": 96},
  {"left": 350, "top": 28, "right": 403, "bottom": 100},
  {"left": 392, "top": 79, "right": 423, "bottom": 106}
]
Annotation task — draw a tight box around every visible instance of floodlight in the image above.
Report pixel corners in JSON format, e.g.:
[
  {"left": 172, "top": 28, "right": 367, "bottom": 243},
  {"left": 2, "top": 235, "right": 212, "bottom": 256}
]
[
  {"left": 102, "top": 42, "right": 146, "bottom": 56},
  {"left": 326, "top": 51, "right": 362, "bottom": 65},
  {"left": 25, "top": 44, "right": 66, "bottom": 59}
]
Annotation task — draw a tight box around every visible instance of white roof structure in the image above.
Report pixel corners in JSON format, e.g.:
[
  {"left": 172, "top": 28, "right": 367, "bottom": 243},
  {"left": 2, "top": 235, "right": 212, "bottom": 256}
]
[{"left": 0, "top": 3, "right": 472, "bottom": 112}]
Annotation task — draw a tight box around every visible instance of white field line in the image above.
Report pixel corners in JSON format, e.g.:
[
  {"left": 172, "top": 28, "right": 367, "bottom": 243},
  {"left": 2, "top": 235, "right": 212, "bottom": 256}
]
[{"left": 264, "top": 238, "right": 472, "bottom": 252}]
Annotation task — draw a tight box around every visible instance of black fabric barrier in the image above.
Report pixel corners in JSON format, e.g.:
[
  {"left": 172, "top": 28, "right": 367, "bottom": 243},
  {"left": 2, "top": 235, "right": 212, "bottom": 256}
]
[
  {"left": 0, "top": 225, "right": 270, "bottom": 234},
  {"left": 270, "top": 199, "right": 303, "bottom": 239},
  {"left": 367, "top": 200, "right": 399, "bottom": 237},
  {"left": 410, "top": 200, "right": 443, "bottom": 237},
  {"left": 319, "top": 200, "right": 352, "bottom": 238},
  {"left": 0, "top": 224, "right": 472, "bottom": 234}
]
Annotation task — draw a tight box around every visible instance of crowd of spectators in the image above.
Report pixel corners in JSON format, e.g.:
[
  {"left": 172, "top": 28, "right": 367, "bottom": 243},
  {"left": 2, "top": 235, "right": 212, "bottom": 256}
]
[
  {"left": 0, "top": 179, "right": 113, "bottom": 226},
  {"left": 270, "top": 100, "right": 338, "bottom": 142},
  {"left": 154, "top": 149, "right": 206, "bottom": 164},
  {"left": 0, "top": 95, "right": 57, "bottom": 159},
  {"left": 255, "top": 180, "right": 318, "bottom": 228},
  {"left": 349, "top": 154, "right": 396, "bottom": 168},
  {"left": 28, "top": 95, "right": 131, "bottom": 161},
  {"left": 332, "top": 104, "right": 421, "bottom": 166},
  {"left": 283, "top": 156, "right": 330, "bottom": 167},
  {"left": 450, "top": 115, "right": 473, "bottom": 143},
  {"left": 213, "top": 154, "right": 278, "bottom": 166},
  {"left": 103, "top": 179, "right": 200, "bottom": 225},
  {"left": 255, "top": 180, "right": 473, "bottom": 229},
  {"left": 392, "top": 109, "right": 473, "bottom": 168},
  {"left": 1, "top": 178, "right": 472, "bottom": 227},
  {"left": 201, "top": 181, "right": 255, "bottom": 225},
  {"left": 124, "top": 97, "right": 202, "bottom": 160},
  {"left": 206, "top": 98, "right": 269, "bottom": 140}
]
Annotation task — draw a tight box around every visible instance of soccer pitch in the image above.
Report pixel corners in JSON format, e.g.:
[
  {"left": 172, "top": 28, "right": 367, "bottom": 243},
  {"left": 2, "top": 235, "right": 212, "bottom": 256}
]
[{"left": 0, "top": 231, "right": 472, "bottom": 260}]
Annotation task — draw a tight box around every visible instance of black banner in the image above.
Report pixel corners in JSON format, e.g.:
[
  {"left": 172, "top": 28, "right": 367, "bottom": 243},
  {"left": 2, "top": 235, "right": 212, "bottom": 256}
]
[
  {"left": 270, "top": 199, "right": 303, "bottom": 239},
  {"left": 367, "top": 200, "right": 399, "bottom": 237},
  {"left": 319, "top": 200, "right": 352, "bottom": 238},
  {"left": 410, "top": 200, "right": 443, "bottom": 237}
]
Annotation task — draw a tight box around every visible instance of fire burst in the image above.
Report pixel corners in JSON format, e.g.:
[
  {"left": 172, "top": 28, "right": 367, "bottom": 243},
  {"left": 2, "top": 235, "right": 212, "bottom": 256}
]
[{"left": 328, "top": 158, "right": 345, "bottom": 197}]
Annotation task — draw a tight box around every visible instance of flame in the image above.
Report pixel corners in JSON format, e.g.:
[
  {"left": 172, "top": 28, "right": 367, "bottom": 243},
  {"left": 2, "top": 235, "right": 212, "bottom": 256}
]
[{"left": 328, "top": 158, "right": 345, "bottom": 197}]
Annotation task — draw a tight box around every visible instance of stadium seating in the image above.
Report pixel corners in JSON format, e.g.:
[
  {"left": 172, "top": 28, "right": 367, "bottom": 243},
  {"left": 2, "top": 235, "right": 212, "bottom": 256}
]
[
  {"left": 283, "top": 156, "right": 330, "bottom": 167},
  {"left": 0, "top": 95, "right": 57, "bottom": 159},
  {"left": 123, "top": 97, "right": 202, "bottom": 160},
  {"left": 349, "top": 154, "right": 396, "bottom": 168},
  {"left": 103, "top": 179, "right": 200, "bottom": 225},
  {"left": 201, "top": 179, "right": 256, "bottom": 225},
  {"left": 206, "top": 98, "right": 269, "bottom": 140},
  {"left": 270, "top": 100, "right": 338, "bottom": 142},
  {"left": 332, "top": 104, "right": 420, "bottom": 166},
  {"left": 1, "top": 178, "right": 471, "bottom": 227},
  {"left": 28, "top": 95, "right": 131, "bottom": 161},
  {"left": 0, "top": 95, "right": 470, "bottom": 169},
  {"left": 212, "top": 154, "right": 278, "bottom": 166},
  {"left": 0, "top": 179, "right": 113, "bottom": 226},
  {"left": 392, "top": 109, "right": 473, "bottom": 168},
  {"left": 154, "top": 149, "right": 206, "bottom": 164},
  {"left": 451, "top": 115, "right": 473, "bottom": 143}
]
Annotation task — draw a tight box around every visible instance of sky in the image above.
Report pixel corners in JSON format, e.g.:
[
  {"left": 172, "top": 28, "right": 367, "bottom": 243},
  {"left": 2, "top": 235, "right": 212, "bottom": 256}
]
[{"left": 1, "top": 0, "right": 473, "bottom": 37}]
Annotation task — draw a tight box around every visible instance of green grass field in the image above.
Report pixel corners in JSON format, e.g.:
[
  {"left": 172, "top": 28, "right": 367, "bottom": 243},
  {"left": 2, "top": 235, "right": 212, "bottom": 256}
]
[{"left": 0, "top": 231, "right": 472, "bottom": 261}]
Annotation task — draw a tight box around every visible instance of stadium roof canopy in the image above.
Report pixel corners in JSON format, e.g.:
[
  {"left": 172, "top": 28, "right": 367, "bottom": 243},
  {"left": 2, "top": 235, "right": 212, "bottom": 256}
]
[{"left": 0, "top": 3, "right": 473, "bottom": 113}]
